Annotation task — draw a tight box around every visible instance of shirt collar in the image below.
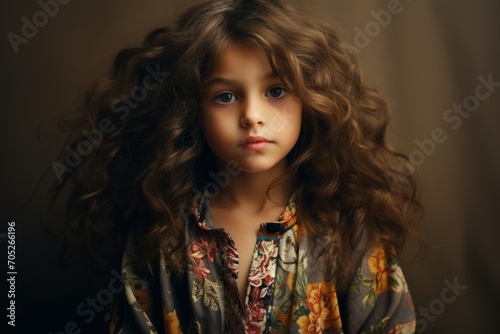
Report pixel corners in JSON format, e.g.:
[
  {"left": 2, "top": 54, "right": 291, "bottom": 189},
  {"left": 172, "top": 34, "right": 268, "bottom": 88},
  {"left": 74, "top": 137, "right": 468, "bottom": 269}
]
[{"left": 192, "top": 192, "right": 297, "bottom": 235}]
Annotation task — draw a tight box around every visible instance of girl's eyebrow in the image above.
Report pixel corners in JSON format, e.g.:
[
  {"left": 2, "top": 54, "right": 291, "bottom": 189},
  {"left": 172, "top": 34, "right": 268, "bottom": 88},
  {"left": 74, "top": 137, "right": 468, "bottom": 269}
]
[
  {"left": 205, "top": 72, "right": 280, "bottom": 87},
  {"left": 205, "top": 77, "right": 237, "bottom": 87}
]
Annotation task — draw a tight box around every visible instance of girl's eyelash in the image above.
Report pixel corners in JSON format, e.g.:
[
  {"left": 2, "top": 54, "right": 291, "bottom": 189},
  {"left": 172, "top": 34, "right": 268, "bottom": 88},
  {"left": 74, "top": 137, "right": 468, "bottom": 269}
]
[
  {"left": 213, "top": 92, "right": 237, "bottom": 103},
  {"left": 266, "top": 86, "right": 287, "bottom": 98},
  {"left": 212, "top": 86, "right": 287, "bottom": 103}
]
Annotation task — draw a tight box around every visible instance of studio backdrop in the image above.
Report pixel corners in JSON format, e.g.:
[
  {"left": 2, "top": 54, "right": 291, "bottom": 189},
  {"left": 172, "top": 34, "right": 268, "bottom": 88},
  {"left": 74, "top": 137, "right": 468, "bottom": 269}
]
[{"left": 1, "top": 0, "right": 498, "bottom": 333}]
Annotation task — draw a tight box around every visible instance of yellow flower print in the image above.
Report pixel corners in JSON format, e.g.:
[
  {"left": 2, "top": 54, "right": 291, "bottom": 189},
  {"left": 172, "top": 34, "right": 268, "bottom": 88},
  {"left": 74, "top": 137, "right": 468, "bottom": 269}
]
[
  {"left": 129, "top": 280, "right": 152, "bottom": 311},
  {"left": 297, "top": 314, "right": 311, "bottom": 333},
  {"left": 286, "top": 272, "right": 296, "bottom": 292},
  {"left": 298, "top": 283, "right": 342, "bottom": 333},
  {"left": 163, "top": 307, "right": 181, "bottom": 333},
  {"left": 280, "top": 211, "right": 297, "bottom": 226},
  {"left": 367, "top": 246, "right": 389, "bottom": 295}
]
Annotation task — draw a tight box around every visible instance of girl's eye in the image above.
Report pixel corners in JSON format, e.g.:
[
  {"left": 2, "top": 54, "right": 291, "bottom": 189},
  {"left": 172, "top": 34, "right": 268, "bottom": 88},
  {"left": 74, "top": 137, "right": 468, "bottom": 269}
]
[
  {"left": 266, "top": 87, "right": 287, "bottom": 98},
  {"left": 214, "top": 92, "right": 237, "bottom": 104}
]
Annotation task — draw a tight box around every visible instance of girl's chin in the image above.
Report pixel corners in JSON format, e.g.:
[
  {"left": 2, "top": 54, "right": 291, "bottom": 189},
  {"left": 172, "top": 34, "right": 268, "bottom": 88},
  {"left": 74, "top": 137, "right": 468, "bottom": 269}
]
[{"left": 235, "top": 161, "right": 287, "bottom": 175}]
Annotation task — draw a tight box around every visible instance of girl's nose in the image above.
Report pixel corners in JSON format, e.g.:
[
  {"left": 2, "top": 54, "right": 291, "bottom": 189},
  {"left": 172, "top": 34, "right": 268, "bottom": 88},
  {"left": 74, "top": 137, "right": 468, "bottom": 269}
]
[{"left": 240, "top": 97, "right": 265, "bottom": 127}]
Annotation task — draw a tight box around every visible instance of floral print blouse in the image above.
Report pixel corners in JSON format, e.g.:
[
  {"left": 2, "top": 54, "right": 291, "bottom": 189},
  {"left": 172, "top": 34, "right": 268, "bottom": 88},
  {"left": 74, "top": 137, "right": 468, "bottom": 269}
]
[{"left": 107, "top": 194, "right": 416, "bottom": 333}]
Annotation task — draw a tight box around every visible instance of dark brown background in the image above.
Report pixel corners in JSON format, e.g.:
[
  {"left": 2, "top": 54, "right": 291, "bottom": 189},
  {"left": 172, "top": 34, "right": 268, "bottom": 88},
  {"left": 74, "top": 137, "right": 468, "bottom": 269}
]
[{"left": 1, "top": 0, "right": 499, "bottom": 333}]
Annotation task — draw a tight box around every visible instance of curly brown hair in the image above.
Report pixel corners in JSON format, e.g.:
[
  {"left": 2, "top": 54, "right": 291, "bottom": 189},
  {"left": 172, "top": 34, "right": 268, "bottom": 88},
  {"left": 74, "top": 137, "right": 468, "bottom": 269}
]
[{"left": 51, "top": 0, "right": 422, "bottom": 290}]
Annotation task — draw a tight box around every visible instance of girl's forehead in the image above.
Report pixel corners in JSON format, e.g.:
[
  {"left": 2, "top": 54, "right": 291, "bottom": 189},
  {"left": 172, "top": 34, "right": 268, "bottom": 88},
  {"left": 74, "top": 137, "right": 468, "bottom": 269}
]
[
  {"left": 206, "top": 40, "right": 274, "bottom": 78},
  {"left": 205, "top": 46, "right": 276, "bottom": 87}
]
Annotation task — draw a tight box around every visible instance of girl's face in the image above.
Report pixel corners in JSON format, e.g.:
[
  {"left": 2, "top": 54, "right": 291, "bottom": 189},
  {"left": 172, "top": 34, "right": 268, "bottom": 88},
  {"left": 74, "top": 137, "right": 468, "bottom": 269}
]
[{"left": 200, "top": 41, "right": 302, "bottom": 174}]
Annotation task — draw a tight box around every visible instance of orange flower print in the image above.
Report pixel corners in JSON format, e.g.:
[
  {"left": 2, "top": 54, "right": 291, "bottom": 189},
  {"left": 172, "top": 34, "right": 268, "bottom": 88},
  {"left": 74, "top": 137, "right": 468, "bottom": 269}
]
[
  {"left": 163, "top": 307, "right": 181, "bottom": 333},
  {"left": 298, "top": 283, "right": 341, "bottom": 333},
  {"left": 279, "top": 205, "right": 297, "bottom": 227},
  {"left": 130, "top": 281, "right": 152, "bottom": 311},
  {"left": 297, "top": 314, "right": 311, "bottom": 333},
  {"left": 367, "top": 247, "right": 389, "bottom": 295}
]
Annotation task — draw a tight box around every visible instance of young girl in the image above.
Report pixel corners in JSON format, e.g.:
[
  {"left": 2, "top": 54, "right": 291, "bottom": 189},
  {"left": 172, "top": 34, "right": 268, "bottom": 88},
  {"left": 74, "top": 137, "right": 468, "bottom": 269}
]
[{"left": 55, "top": 0, "right": 422, "bottom": 332}]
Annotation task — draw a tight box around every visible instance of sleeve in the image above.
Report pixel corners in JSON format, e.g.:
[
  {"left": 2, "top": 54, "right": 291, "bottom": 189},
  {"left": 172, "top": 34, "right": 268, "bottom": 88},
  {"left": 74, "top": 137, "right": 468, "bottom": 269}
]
[
  {"left": 339, "top": 246, "right": 416, "bottom": 334},
  {"left": 104, "top": 238, "right": 169, "bottom": 334},
  {"left": 104, "top": 268, "right": 161, "bottom": 334}
]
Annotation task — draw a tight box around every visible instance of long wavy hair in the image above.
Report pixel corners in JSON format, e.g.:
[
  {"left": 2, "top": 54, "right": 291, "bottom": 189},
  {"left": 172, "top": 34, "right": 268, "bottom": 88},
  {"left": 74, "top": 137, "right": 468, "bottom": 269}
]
[{"left": 52, "top": 0, "right": 422, "bottom": 290}]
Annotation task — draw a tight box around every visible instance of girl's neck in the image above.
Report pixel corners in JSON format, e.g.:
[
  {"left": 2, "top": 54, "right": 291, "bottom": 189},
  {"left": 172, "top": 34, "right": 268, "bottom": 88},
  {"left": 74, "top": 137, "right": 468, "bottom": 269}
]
[{"left": 211, "top": 160, "right": 291, "bottom": 214}]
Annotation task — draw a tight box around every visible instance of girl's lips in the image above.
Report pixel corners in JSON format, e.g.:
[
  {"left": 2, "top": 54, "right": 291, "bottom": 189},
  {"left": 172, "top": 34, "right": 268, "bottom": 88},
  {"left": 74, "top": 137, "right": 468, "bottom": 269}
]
[
  {"left": 240, "top": 141, "right": 271, "bottom": 151},
  {"left": 239, "top": 136, "right": 272, "bottom": 151}
]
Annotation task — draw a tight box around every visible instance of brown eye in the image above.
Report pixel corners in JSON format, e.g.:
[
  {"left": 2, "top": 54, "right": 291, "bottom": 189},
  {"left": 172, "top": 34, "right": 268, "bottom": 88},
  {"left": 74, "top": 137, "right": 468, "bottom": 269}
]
[
  {"left": 214, "top": 92, "right": 236, "bottom": 103},
  {"left": 267, "top": 87, "right": 287, "bottom": 98}
]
